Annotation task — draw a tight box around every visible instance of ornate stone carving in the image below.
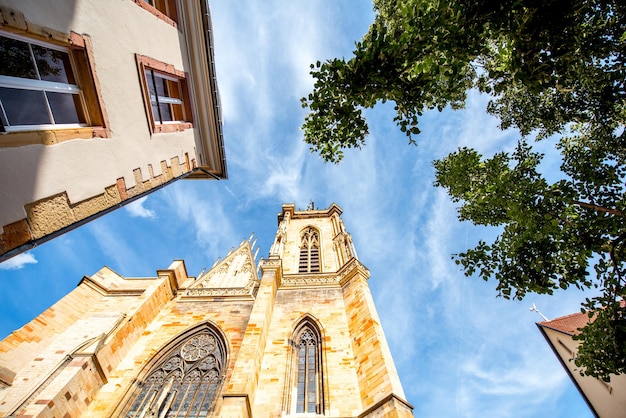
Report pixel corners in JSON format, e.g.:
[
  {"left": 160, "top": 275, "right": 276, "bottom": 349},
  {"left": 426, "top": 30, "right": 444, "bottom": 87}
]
[
  {"left": 281, "top": 274, "right": 340, "bottom": 287},
  {"left": 181, "top": 334, "right": 216, "bottom": 361},
  {"left": 183, "top": 287, "right": 254, "bottom": 297},
  {"left": 260, "top": 257, "right": 282, "bottom": 273},
  {"left": 183, "top": 279, "right": 258, "bottom": 297}
]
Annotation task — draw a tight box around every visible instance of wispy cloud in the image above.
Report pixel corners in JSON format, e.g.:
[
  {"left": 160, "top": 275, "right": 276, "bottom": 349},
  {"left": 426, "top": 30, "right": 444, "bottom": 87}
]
[
  {"left": 0, "top": 252, "right": 37, "bottom": 270},
  {"left": 86, "top": 220, "right": 146, "bottom": 274},
  {"left": 125, "top": 196, "right": 156, "bottom": 219},
  {"left": 0, "top": 3, "right": 594, "bottom": 417},
  {"left": 162, "top": 184, "right": 238, "bottom": 259}
]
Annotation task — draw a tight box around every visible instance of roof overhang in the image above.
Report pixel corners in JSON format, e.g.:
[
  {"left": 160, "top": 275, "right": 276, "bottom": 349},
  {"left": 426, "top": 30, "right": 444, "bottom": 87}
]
[{"left": 178, "top": 0, "right": 227, "bottom": 180}]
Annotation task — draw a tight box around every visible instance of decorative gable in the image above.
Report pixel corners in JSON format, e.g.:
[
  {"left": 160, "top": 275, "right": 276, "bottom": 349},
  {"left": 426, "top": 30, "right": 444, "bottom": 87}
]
[{"left": 183, "top": 239, "right": 260, "bottom": 299}]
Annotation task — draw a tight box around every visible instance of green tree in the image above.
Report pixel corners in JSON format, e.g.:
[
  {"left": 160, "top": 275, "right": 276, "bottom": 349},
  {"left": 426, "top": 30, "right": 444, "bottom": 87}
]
[{"left": 302, "top": 0, "right": 626, "bottom": 378}]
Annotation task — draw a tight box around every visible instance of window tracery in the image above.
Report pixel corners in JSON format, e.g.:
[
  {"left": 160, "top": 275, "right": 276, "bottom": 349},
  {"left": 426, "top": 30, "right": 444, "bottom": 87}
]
[
  {"left": 288, "top": 319, "right": 324, "bottom": 415},
  {"left": 123, "top": 330, "right": 225, "bottom": 418},
  {"left": 299, "top": 227, "right": 320, "bottom": 273}
]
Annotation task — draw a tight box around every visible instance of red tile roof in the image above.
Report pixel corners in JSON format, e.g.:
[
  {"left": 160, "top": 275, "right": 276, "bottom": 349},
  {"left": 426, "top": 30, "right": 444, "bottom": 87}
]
[
  {"left": 538, "top": 300, "right": 625, "bottom": 335},
  {"left": 538, "top": 311, "right": 592, "bottom": 335}
]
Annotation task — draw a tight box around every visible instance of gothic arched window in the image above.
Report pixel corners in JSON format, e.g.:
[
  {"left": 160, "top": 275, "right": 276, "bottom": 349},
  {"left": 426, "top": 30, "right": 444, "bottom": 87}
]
[
  {"left": 291, "top": 320, "right": 324, "bottom": 414},
  {"left": 122, "top": 327, "right": 226, "bottom": 418},
  {"left": 299, "top": 227, "right": 320, "bottom": 273}
]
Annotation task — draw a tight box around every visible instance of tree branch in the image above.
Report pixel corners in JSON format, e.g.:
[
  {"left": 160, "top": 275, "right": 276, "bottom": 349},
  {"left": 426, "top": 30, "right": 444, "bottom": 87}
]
[{"left": 571, "top": 200, "right": 624, "bottom": 216}]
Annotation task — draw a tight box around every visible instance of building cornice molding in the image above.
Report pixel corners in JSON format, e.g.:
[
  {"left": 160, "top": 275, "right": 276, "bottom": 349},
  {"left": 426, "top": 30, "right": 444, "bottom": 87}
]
[
  {"left": 280, "top": 273, "right": 341, "bottom": 288},
  {"left": 278, "top": 202, "right": 343, "bottom": 223},
  {"left": 278, "top": 257, "right": 370, "bottom": 289},
  {"left": 338, "top": 257, "right": 370, "bottom": 287},
  {"left": 177, "top": 0, "right": 226, "bottom": 178},
  {"left": 180, "top": 280, "right": 258, "bottom": 300},
  {"left": 78, "top": 275, "right": 148, "bottom": 297},
  {"left": 358, "top": 393, "right": 414, "bottom": 417}
]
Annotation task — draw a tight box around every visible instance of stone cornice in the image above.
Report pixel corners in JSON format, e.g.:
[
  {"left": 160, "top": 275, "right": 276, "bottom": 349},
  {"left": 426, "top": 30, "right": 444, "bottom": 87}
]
[
  {"left": 180, "top": 280, "right": 258, "bottom": 300},
  {"left": 337, "top": 257, "right": 370, "bottom": 287},
  {"left": 279, "top": 257, "right": 370, "bottom": 289},
  {"left": 180, "top": 286, "right": 256, "bottom": 300},
  {"left": 280, "top": 273, "right": 341, "bottom": 288},
  {"left": 78, "top": 276, "right": 148, "bottom": 297},
  {"left": 259, "top": 257, "right": 282, "bottom": 275},
  {"left": 358, "top": 393, "right": 414, "bottom": 417},
  {"left": 278, "top": 202, "right": 343, "bottom": 223}
]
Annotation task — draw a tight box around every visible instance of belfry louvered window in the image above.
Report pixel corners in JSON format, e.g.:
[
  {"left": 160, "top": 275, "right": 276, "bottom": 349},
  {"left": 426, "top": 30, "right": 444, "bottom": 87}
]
[
  {"left": 123, "top": 330, "right": 226, "bottom": 418},
  {"left": 299, "top": 227, "right": 320, "bottom": 273},
  {"left": 294, "top": 324, "right": 323, "bottom": 414}
]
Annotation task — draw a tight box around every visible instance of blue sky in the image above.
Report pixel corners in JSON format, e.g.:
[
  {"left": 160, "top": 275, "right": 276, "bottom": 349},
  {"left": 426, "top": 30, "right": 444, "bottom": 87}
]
[{"left": 0, "top": 2, "right": 596, "bottom": 417}]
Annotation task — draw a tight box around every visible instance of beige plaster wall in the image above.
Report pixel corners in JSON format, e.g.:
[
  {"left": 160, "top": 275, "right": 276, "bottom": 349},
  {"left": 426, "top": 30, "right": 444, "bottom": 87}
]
[
  {"left": 0, "top": 0, "right": 201, "bottom": 231},
  {"left": 542, "top": 327, "right": 626, "bottom": 418}
]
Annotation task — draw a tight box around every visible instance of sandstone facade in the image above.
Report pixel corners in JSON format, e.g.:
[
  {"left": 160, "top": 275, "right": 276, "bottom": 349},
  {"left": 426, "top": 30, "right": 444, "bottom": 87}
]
[{"left": 0, "top": 203, "right": 413, "bottom": 417}]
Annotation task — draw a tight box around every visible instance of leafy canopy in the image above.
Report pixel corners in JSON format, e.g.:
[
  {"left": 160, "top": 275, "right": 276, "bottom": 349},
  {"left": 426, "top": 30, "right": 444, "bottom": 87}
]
[{"left": 302, "top": 0, "right": 626, "bottom": 378}]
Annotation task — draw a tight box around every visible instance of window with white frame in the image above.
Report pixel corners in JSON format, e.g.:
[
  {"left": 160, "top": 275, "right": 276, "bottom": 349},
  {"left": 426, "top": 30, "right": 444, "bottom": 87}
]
[{"left": 0, "top": 32, "right": 87, "bottom": 132}]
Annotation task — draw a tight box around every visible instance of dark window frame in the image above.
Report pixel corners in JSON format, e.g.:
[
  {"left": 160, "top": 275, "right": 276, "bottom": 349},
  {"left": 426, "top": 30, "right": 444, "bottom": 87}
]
[{"left": 136, "top": 54, "right": 193, "bottom": 134}]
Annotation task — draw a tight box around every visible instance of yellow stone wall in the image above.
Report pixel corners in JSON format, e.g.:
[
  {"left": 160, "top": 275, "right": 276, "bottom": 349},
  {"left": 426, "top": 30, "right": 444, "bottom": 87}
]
[{"left": 0, "top": 204, "right": 413, "bottom": 417}]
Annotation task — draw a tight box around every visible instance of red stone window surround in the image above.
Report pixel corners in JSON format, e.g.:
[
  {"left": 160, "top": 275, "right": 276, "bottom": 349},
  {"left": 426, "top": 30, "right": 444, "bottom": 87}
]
[
  {"left": 0, "top": 28, "right": 109, "bottom": 146},
  {"left": 132, "top": 0, "right": 178, "bottom": 28},
  {"left": 136, "top": 54, "right": 192, "bottom": 135}
]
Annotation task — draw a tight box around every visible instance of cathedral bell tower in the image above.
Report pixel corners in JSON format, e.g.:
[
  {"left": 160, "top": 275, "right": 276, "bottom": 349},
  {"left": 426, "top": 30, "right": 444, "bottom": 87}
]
[
  {"left": 0, "top": 203, "right": 413, "bottom": 417},
  {"left": 220, "top": 203, "right": 413, "bottom": 417}
]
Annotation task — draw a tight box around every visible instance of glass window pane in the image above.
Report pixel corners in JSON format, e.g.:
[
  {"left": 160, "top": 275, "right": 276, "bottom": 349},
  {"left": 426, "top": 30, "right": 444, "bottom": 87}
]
[
  {"left": 151, "top": 104, "right": 160, "bottom": 122},
  {"left": 155, "top": 75, "right": 168, "bottom": 97},
  {"left": 124, "top": 331, "right": 224, "bottom": 417},
  {"left": 145, "top": 70, "right": 156, "bottom": 95},
  {"left": 47, "top": 92, "right": 84, "bottom": 124},
  {"left": 0, "top": 87, "right": 50, "bottom": 126},
  {"left": 0, "top": 103, "right": 8, "bottom": 129},
  {"left": 159, "top": 103, "right": 172, "bottom": 122},
  {"left": 190, "top": 381, "right": 209, "bottom": 416},
  {"left": 31, "top": 45, "right": 74, "bottom": 84},
  {"left": 0, "top": 36, "right": 37, "bottom": 79},
  {"left": 168, "top": 385, "right": 183, "bottom": 416}
]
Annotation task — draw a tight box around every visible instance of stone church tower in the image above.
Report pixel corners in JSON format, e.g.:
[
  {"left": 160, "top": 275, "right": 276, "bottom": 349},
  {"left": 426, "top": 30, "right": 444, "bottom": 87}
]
[{"left": 0, "top": 203, "right": 413, "bottom": 417}]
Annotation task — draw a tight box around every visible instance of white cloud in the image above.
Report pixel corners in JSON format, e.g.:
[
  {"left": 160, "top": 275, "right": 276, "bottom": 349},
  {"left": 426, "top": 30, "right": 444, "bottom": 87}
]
[
  {"left": 0, "top": 252, "right": 37, "bottom": 270},
  {"left": 125, "top": 196, "right": 156, "bottom": 219},
  {"left": 0, "top": 3, "right": 593, "bottom": 418}
]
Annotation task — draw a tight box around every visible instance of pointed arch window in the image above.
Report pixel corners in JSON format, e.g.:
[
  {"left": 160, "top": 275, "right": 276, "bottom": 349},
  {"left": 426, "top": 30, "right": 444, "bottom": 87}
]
[
  {"left": 299, "top": 227, "right": 320, "bottom": 273},
  {"left": 123, "top": 328, "right": 226, "bottom": 418},
  {"left": 289, "top": 320, "right": 324, "bottom": 414}
]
